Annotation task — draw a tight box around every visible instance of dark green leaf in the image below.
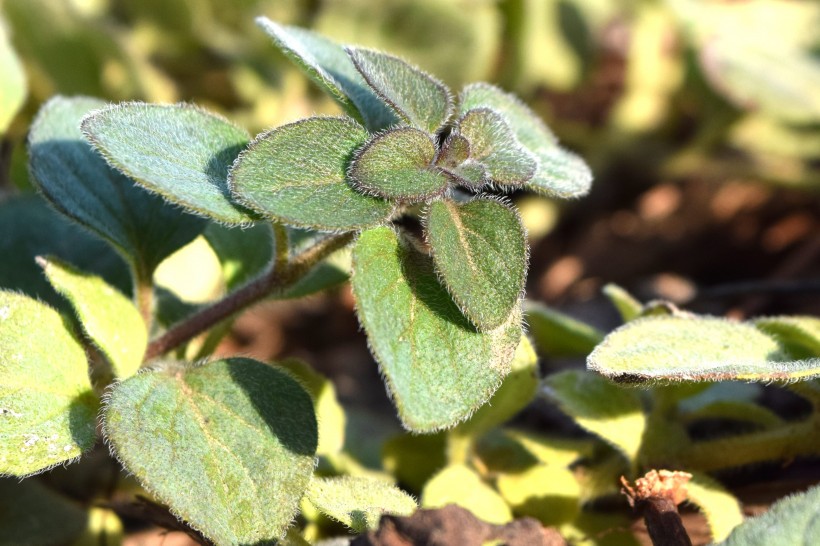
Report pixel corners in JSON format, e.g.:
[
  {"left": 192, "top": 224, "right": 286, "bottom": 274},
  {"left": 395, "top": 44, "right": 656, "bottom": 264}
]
[
  {"left": 0, "top": 291, "right": 98, "bottom": 476},
  {"left": 526, "top": 302, "right": 604, "bottom": 357},
  {"left": 255, "top": 17, "right": 397, "bottom": 132},
  {"left": 29, "top": 97, "right": 206, "bottom": 276},
  {"left": 351, "top": 227, "right": 521, "bottom": 431},
  {"left": 460, "top": 83, "right": 592, "bottom": 198},
  {"left": 104, "top": 358, "right": 317, "bottom": 545},
  {"left": 426, "top": 198, "right": 527, "bottom": 331},
  {"left": 230, "top": 117, "right": 393, "bottom": 231},
  {"left": 456, "top": 108, "right": 537, "bottom": 187},
  {"left": 347, "top": 47, "right": 452, "bottom": 133},
  {"left": 306, "top": 476, "right": 416, "bottom": 532},
  {"left": 81, "top": 101, "right": 253, "bottom": 224},
  {"left": 204, "top": 222, "right": 274, "bottom": 291},
  {"left": 0, "top": 478, "right": 87, "bottom": 545},
  {"left": 349, "top": 127, "right": 448, "bottom": 201}
]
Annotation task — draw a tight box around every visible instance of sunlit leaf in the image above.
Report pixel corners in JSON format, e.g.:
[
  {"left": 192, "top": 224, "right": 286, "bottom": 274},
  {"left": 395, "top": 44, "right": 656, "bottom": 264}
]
[
  {"left": 0, "top": 19, "right": 26, "bottom": 133},
  {"left": 421, "top": 465, "right": 511, "bottom": 524},
  {"left": 526, "top": 302, "right": 604, "bottom": 357},
  {"left": 306, "top": 476, "right": 416, "bottom": 532},
  {"left": 686, "top": 473, "right": 744, "bottom": 543},
  {"left": 496, "top": 464, "right": 580, "bottom": 525}
]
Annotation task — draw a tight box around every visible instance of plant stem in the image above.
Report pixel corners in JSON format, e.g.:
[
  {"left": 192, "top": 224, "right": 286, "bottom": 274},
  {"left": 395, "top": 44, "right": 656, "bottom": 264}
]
[
  {"left": 134, "top": 271, "right": 154, "bottom": 333},
  {"left": 143, "top": 231, "right": 355, "bottom": 363},
  {"left": 272, "top": 221, "right": 290, "bottom": 272}
]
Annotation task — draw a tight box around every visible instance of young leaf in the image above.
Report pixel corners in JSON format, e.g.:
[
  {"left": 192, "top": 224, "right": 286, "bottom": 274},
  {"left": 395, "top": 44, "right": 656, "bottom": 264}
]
[
  {"left": 435, "top": 134, "right": 470, "bottom": 169},
  {"left": 421, "top": 464, "right": 512, "bottom": 524},
  {"left": 39, "top": 257, "right": 146, "bottom": 380},
  {"left": 81, "top": 102, "right": 254, "bottom": 225},
  {"left": 351, "top": 227, "right": 522, "bottom": 432},
  {"left": 229, "top": 116, "right": 393, "bottom": 231},
  {"left": 753, "top": 316, "right": 820, "bottom": 359},
  {"left": 426, "top": 198, "right": 527, "bottom": 332},
  {"left": 0, "top": 478, "right": 87, "bottom": 544},
  {"left": 347, "top": 47, "right": 452, "bottom": 133},
  {"left": 602, "top": 283, "right": 644, "bottom": 323},
  {"left": 587, "top": 315, "right": 820, "bottom": 383},
  {"left": 29, "top": 97, "right": 206, "bottom": 275},
  {"left": 525, "top": 302, "right": 605, "bottom": 357},
  {"left": 542, "top": 370, "right": 646, "bottom": 463},
  {"left": 0, "top": 291, "right": 98, "bottom": 476},
  {"left": 685, "top": 473, "right": 744, "bottom": 543},
  {"left": 0, "top": 20, "right": 26, "bottom": 134},
  {"left": 496, "top": 464, "right": 580, "bottom": 525},
  {"left": 716, "top": 483, "right": 820, "bottom": 546},
  {"left": 104, "top": 358, "right": 317, "bottom": 545},
  {"left": 349, "top": 127, "right": 449, "bottom": 201},
  {"left": 306, "top": 476, "right": 416, "bottom": 532},
  {"left": 255, "top": 17, "right": 397, "bottom": 132},
  {"left": 460, "top": 83, "right": 593, "bottom": 198},
  {"left": 456, "top": 108, "right": 537, "bottom": 187}
]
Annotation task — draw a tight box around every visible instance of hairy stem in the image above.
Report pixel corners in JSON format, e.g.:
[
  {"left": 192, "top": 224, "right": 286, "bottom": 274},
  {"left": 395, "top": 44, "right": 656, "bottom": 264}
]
[
  {"left": 143, "top": 232, "right": 355, "bottom": 362},
  {"left": 272, "top": 221, "right": 290, "bottom": 273}
]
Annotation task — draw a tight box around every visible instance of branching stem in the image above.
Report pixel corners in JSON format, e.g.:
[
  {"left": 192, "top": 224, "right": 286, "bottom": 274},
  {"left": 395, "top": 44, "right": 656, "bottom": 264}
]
[{"left": 143, "top": 231, "right": 355, "bottom": 363}]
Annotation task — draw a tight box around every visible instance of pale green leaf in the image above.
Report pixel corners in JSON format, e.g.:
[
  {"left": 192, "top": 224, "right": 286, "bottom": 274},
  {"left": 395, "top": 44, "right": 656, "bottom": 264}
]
[
  {"left": 588, "top": 315, "right": 820, "bottom": 383},
  {"left": 453, "top": 336, "right": 538, "bottom": 437},
  {"left": 460, "top": 83, "right": 593, "bottom": 198},
  {"left": 716, "top": 483, "right": 820, "bottom": 546},
  {"left": 602, "top": 283, "right": 643, "bottom": 323},
  {"left": 421, "top": 465, "right": 512, "bottom": 524},
  {"left": 496, "top": 464, "right": 580, "bottom": 525},
  {"left": 306, "top": 476, "right": 416, "bottom": 532},
  {"left": 0, "top": 478, "right": 87, "bottom": 546},
  {"left": 426, "top": 198, "right": 527, "bottom": 332},
  {"left": 349, "top": 127, "right": 448, "bottom": 201},
  {"left": 685, "top": 473, "right": 744, "bottom": 543},
  {"left": 104, "top": 358, "right": 317, "bottom": 545},
  {"left": 81, "top": 102, "right": 254, "bottom": 224},
  {"left": 753, "top": 316, "right": 820, "bottom": 360},
  {"left": 0, "top": 20, "right": 26, "bottom": 133},
  {"left": 0, "top": 291, "right": 98, "bottom": 476},
  {"left": 229, "top": 116, "right": 393, "bottom": 231},
  {"left": 542, "top": 370, "right": 646, "bottom": 463},
  {"left": 352, "top": 227, "right": 522, "bottom": 431},
  {"left": 29, "top": 97, "right": 206, "bottom": 274},
  {"left": 525, "top": 302, "right": 604, "bottom": 357},
  {"left": 456, "top": 108, "right": 537, "bottom": 187},
  {"left": 347, "top": 47, "right": 452, "bottom": 133},
  {"left": 39, "top": 257, "right": 146, "bottom": 380},
  {"left": 255, "top": 17, "right": 397, "bottom": 132}
]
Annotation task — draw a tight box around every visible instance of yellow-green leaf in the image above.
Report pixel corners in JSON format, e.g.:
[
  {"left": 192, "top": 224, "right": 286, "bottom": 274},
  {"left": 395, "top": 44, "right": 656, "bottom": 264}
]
[{"left": 306, "top": 476, "right": 416, "bottom": 532}]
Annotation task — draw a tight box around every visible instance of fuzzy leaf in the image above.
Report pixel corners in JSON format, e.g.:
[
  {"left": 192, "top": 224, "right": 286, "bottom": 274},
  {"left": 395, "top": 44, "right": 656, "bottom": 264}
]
[
  {"left": 29, "top": 97, "right": 206, "bottom": 274},
  {"left": 496, "top": 464, "right": 580, "bottom": 525},
  {"left": 753, "top": 316, "right": 820, "bottom": 360},
  {"left": 347, "top": 47, "right": 452, "bottom": 133},
  {"left": 39, "top": 257, "right": 146, "bottom": 380},
  {"left": 686, "top": 473, "right": 744, "bottom": 543},
  {"left": 255, "top": 17, "right": 397, "bottom": 132},
  {"left": 0, "top": 21, "right": 25, "bottom": 134},
  {"left": 542, "top": 370, "right": 646, "bottom": 463},
  {"left": 306, "top": 476, "right": 416, "bottom": 532},
  {"left": 602, "top": 283, "right": 644, "bottom": 323},
  {"left": 104, "top": 358, "right": 317, "bottom": 545},
  {"left": 81, "top": 101, "right": 253, "bottom": 224},
  {"left": 716, "top": 483, "right": 820, "bottom": 546},
  {"left": 421, "top": 465, "right": 512, "bottom": 524},
  {"left": 349, "top": 127, "right": 448, "bottom": 201},
  {"left": 0, "top": 291, "right": 98, "bottom": 476},
  {"left": 351, "top": 227, "right": 521, "bottom": 431},
  {"left": 230, "top": 116, "right": 393, "bottom": 231},
  {"left": 456, "top": 108, "right": 537, "bottom": 187},
  {"left": 0, "top": 478, "right": 87, "bottom": 545},
  {"left": 588, "top": 315, "right": 820, "bottom": 383},
  {"left": 526, "top": 302, "right": 605, "bottom": 357},
  {"left": 435, "top": 134, "right": 470, "bottom": 169},
  {"left": 460, "top": 83, "right": 592, "bottom": 198},
  {"left": 426, "top": 198, "right": 526, "bottom": 332}
]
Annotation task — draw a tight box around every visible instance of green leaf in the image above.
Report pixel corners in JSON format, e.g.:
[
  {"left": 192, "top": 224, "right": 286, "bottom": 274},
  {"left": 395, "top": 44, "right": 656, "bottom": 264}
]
[
  {"left": 753, "top": 316, "right": 820, "bottom": 360},
  {"left": 39, "top": 257, "right": 146, "bottom": 380},
  {"left": 349, "top": 127, "right": 448, "bottom": 201},
  {"left": 435, "top": 134, "right": 470, "bottom": 169},
  {"left": 104, "top": 358, "right": 317, "bottom": 545},
  {"left": 28, "top": 97, "right": 206, "bottom": 276},
  {"left": 306, "top": 476, "right": 416, "bottom": 532},
  {"left": 716, "top": 483, "right": 820, "bottom": 546},
  {"left": 426, "top": 198, "right": 527, "bottom": 332},
  {"left": 453, "top": 336, "right": 538, "bottom": 437},
  {"left": 255, "top": 17, "right": 397, "bottom": 132},
  {"left": 347, "top": 47, "right": 452, "bottom": 133},
  {"left": 203, "top": 222, "right": 274, "bottom": 291},
  {"left": 685, "top": 473, "right": 744, "bottom": 543},
  {"left": 280, "top": 228, "right": 351, "bottom": 299},
  {"left": 456, "top": 108, "right": 537, "bottom": 187},
  {"left": 680, "top": 401, "right": 784, "bottom": 430},
  {"left": 0, "top": 19, "right": 26, "bottom": 133},
  {"left": 421, "top": 464, "right": 512, "bottom": 524},
  {"left": 229, "top": 116, "right": 393, "bottom": 231},
  {"left": 0, "top": 291, "right": 98, "bottom": 476},
  {"left": 460, "top": 83, "right": 592, "bottom": 198},
  {"left": 602, "top": 283, "right": 643, "bottom": 323},
  {"left": 587, "top": 315, "right": 820, "bottom": 383},
  {"left": 525, "top": 302, "right": 605, "bottom": 357},
  {"left": 81, "top": 101, "right": 253, "bottom": 225},
  {"left": 496, "top": 464, "right": 580, "bottom": 525},
  {"left": 382, "top": 432, "right": 447, "bottom": 493},
  {"left": 351, "top": 227, "right": 522, "bottom": 431},
  {"left": 542, "top": 370, "right": 646, "bottom": 463},
  {"left": 0, "top": 478, "right": 87, "bottom": 545}
]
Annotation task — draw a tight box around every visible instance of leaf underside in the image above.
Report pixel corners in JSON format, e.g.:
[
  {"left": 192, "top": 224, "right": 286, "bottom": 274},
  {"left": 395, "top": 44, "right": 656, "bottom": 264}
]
[
  {"left": 306, "top": 476, "right": 416, "bottom": 532},
  {"left": 351, "top": 227, "right": 521, "bottom": 432}
]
